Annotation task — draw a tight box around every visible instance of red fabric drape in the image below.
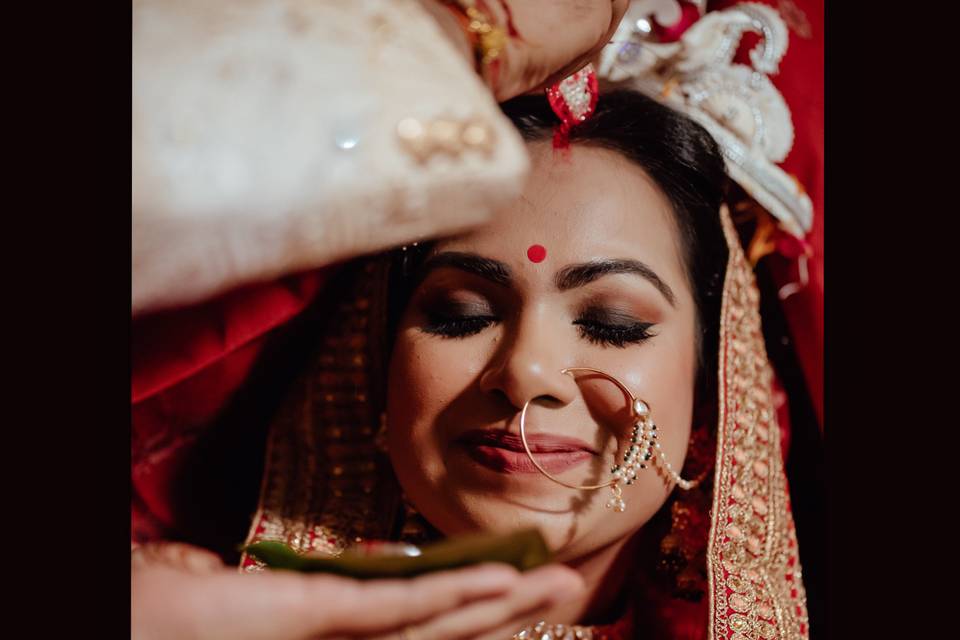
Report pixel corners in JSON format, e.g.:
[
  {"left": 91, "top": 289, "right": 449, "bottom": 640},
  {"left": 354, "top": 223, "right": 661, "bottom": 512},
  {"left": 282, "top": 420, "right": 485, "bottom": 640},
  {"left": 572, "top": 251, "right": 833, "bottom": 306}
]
[{"left": 131, "top": 270, "right": 328, "bottom": 541}]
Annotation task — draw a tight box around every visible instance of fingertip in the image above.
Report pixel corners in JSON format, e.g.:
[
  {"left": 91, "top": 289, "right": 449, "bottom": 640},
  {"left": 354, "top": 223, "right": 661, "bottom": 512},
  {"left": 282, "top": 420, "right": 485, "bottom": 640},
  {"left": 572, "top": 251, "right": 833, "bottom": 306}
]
[
  {"left": 472, "top": 561, "right": 521, "bottom": 576},
  {"left": 465, "top": 562, "right": 522, "bottom": 589},
  {"left": 558, "top": 566, "right": 586, "bottom": 590},
  {"left": 525, "top": 564, "right": 586, "bottom": 600}
]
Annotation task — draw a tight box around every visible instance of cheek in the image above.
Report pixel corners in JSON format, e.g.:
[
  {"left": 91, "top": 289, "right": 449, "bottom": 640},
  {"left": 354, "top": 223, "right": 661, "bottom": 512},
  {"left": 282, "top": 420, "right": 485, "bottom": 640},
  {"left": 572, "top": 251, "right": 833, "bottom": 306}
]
[
  {"left": 386, "top": 333, "right": 439, "bottom": 497},
  {"left": 620, "top": 322, "right": 699, "bottom": 516},
  {"left": 385, "top": 329, "right": 484, "bottom": 481},
  {"left": 387, "top": 333, "right": 441, "bottom": 448},
  {"left": 387, "top": 334, "right": 437, "bottom": 428},
  {"left": 627, "top": 322, "right": 698, "bottom": 461},
  {"left": 574, "top": 326, "right": 698, "bottom": 444},
  {"left": 570, "top": 321, "right": 699, "bottom": 537}
]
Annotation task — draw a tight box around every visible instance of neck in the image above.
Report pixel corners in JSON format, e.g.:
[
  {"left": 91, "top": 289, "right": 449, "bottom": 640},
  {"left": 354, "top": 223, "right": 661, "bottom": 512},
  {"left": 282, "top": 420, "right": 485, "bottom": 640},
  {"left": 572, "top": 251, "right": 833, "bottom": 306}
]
[{"left": 539, "top": 532, "right": 642, "bottom": 627}]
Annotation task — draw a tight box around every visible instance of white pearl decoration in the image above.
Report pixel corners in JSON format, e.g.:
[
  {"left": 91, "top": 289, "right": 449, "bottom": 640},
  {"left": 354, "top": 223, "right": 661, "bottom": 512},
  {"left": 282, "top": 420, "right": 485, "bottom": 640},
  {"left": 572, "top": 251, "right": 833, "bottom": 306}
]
[
  {"left": 605, "top": 396, "right": 701, "bottom": 511},
  {"left": 520, "top": 368, "right": 703, "bottom": 515}
]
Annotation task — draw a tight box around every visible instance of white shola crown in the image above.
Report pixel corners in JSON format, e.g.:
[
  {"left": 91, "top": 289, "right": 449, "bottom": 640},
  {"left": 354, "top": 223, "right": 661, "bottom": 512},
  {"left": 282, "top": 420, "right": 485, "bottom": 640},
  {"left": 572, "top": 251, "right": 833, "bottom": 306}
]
[{"left": 598, "top": 1, "right": 813, "bottom": 238}]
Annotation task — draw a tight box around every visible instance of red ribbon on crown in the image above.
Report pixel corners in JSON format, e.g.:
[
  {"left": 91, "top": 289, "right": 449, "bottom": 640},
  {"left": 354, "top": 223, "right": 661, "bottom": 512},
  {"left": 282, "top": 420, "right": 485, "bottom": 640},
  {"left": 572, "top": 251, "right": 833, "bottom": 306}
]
[{"left": 545, "top": 63, "right": 598, "bottom": 149}]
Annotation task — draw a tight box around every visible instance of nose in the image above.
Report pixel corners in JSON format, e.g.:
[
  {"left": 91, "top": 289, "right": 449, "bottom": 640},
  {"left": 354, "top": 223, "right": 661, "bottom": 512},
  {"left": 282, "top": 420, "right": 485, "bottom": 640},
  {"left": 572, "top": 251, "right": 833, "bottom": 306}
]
[{"left": 478, "top": 309, "right": 579, "bottom": 412}]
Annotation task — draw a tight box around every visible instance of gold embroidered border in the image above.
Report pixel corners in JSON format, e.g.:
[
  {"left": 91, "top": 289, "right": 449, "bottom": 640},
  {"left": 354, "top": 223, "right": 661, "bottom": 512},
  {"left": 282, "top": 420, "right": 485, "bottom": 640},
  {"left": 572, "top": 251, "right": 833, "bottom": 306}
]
[
  {"left": 707, "top": 205, "right": 809, "bottom": 640},
  {"left": 240, "top": 261, "right": 403, "bottom": 571}
]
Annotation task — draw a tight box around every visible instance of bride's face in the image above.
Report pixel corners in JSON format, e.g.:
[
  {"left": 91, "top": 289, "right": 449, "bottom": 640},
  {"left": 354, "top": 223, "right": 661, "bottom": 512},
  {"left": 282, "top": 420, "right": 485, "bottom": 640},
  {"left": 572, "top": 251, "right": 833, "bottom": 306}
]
[{"left": 386, "top": 143, "right": 699, "bottom": 561}]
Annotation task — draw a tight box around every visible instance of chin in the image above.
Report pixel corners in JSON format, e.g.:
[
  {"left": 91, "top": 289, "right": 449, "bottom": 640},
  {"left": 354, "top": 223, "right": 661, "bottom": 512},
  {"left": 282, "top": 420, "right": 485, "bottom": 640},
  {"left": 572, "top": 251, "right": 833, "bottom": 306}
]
[{"left": 417, "top": 483, "right": 615, "bottom": 557}]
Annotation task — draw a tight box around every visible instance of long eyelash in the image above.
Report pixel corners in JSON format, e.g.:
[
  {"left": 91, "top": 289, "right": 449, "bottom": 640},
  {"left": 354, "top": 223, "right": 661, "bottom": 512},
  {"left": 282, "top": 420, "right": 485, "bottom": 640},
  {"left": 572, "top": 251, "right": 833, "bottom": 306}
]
[
  {"left": 422, "top": 315, "right": 496, "bottom": 338},
  {"left": 421, "top": 314, "right": 655, "bottom": 347},
  {"left": 573, "top": 319, "right": 657, "bottom": 348}
]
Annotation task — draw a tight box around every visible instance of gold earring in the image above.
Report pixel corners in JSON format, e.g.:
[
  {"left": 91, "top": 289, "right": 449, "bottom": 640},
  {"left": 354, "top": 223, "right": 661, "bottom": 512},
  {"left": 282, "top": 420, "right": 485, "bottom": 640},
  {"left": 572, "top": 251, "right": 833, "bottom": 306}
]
[{"left": 519, "top": 367, "right": 704, "bottom": 513}]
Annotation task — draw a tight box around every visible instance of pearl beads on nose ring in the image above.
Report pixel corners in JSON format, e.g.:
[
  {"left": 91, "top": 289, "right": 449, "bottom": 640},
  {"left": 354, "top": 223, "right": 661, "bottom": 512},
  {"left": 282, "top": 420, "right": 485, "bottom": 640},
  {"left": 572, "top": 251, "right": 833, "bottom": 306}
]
[
  {"left": 608, "top": 398, "right": 699, "bottom": 511},
  {"left": 518, "top": 367, "right": 703, "bottom": 514}
]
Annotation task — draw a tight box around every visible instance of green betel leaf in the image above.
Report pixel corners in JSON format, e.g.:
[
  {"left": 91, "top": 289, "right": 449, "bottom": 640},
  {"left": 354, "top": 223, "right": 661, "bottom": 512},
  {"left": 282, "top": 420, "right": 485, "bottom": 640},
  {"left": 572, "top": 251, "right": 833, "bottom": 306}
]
[
  {"left": 243, "top": 528, "right": 552, "bottom": 579},
  {"left": 243, "top": 541, "right": 309, "bottom": 571}
]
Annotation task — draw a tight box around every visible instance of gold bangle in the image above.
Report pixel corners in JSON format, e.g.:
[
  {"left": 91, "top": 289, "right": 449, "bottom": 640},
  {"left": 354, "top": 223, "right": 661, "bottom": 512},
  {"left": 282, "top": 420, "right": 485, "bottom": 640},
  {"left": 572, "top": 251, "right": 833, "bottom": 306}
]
[{"left": 444, "top": 0, "right": 506, "bottom": 67}]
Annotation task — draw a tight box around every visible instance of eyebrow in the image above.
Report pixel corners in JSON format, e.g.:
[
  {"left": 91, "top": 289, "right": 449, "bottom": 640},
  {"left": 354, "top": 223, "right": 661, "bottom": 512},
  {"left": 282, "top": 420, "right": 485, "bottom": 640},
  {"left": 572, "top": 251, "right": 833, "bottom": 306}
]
[
  {"left": 418, "top": 252, "right": 676, "bottom": 307},
  {"left": 555, "top": 259, "right": 677, "bottom": 307},
  {"left": 418, "top": 251, "right": 513, "bottom": 287}
]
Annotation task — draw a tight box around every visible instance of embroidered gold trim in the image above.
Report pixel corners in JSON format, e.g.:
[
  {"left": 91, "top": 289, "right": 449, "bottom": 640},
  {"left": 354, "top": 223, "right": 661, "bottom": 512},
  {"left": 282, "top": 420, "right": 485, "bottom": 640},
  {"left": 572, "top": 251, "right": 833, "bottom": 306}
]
[
  {"left": 706, "top": 204, "right": 808, "bottom": 639},
  {"left": 240, "top": 260, "right": 404, "bottom": 571}
]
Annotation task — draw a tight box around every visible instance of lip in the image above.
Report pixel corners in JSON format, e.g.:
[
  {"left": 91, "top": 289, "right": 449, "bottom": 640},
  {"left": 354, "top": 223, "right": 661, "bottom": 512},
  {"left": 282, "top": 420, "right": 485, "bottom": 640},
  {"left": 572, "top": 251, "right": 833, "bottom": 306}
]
[{"left": 455, "top": 429, "right": 597, "bottom": 475}]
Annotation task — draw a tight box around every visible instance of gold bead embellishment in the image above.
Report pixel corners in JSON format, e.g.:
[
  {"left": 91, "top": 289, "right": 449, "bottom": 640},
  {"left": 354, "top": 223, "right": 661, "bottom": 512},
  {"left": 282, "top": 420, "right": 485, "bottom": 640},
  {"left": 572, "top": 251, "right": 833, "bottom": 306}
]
[
  {"left": 512, "top": 621, "right": 594, "bottom": 640},
  {"left": 396, "top": 116, "right": 495, "bottom": 162},
  {"left": 445, "top": 0, "right": 507, "bottom": 67}
]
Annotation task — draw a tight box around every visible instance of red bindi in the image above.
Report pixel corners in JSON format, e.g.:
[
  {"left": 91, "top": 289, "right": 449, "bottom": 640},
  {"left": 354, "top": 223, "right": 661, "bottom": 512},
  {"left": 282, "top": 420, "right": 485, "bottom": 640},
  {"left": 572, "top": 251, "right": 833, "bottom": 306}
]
[{"left": 526, "top": 244, "right": 547, "bottom": 263}]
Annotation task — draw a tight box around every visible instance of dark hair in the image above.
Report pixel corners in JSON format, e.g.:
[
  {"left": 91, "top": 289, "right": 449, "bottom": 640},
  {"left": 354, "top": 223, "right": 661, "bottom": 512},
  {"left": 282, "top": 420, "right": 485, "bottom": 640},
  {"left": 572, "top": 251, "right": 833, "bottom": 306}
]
[{"left": 388, "top": 89, "right": 728, "bottom": 406}]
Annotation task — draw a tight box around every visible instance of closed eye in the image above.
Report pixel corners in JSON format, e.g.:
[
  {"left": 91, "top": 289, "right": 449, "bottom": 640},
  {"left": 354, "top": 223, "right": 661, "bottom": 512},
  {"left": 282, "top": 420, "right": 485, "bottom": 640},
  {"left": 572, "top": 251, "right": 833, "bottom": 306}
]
[
  {"left": 421, "top": 313, "right": 497, "bottom": 338},
  {"left": 573, "top": 306, "right": 657, "bottom": 348},
  {"left": 573, "top": 318, "right": 656, "bottom": 348}
]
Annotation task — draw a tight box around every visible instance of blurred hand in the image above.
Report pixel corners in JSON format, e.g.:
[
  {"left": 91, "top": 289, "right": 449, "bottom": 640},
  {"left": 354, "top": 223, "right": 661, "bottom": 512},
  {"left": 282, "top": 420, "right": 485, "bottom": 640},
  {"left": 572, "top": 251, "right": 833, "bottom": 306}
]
[
  {"left": 131, "top": 542, "right": 585, "bottom": 640},
  {"left": 489, "top": 0, "right": 629, "bottom": 100},
  {"left": 425, "top": 1, "right": 628, "bottom": 101}
]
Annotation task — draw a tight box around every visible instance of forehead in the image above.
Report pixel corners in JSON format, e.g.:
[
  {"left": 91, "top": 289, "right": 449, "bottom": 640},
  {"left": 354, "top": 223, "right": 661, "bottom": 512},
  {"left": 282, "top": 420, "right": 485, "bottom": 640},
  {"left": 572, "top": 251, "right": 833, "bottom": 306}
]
[{"left": 437, "top": 143, "right": 688, "bottom": 291}]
